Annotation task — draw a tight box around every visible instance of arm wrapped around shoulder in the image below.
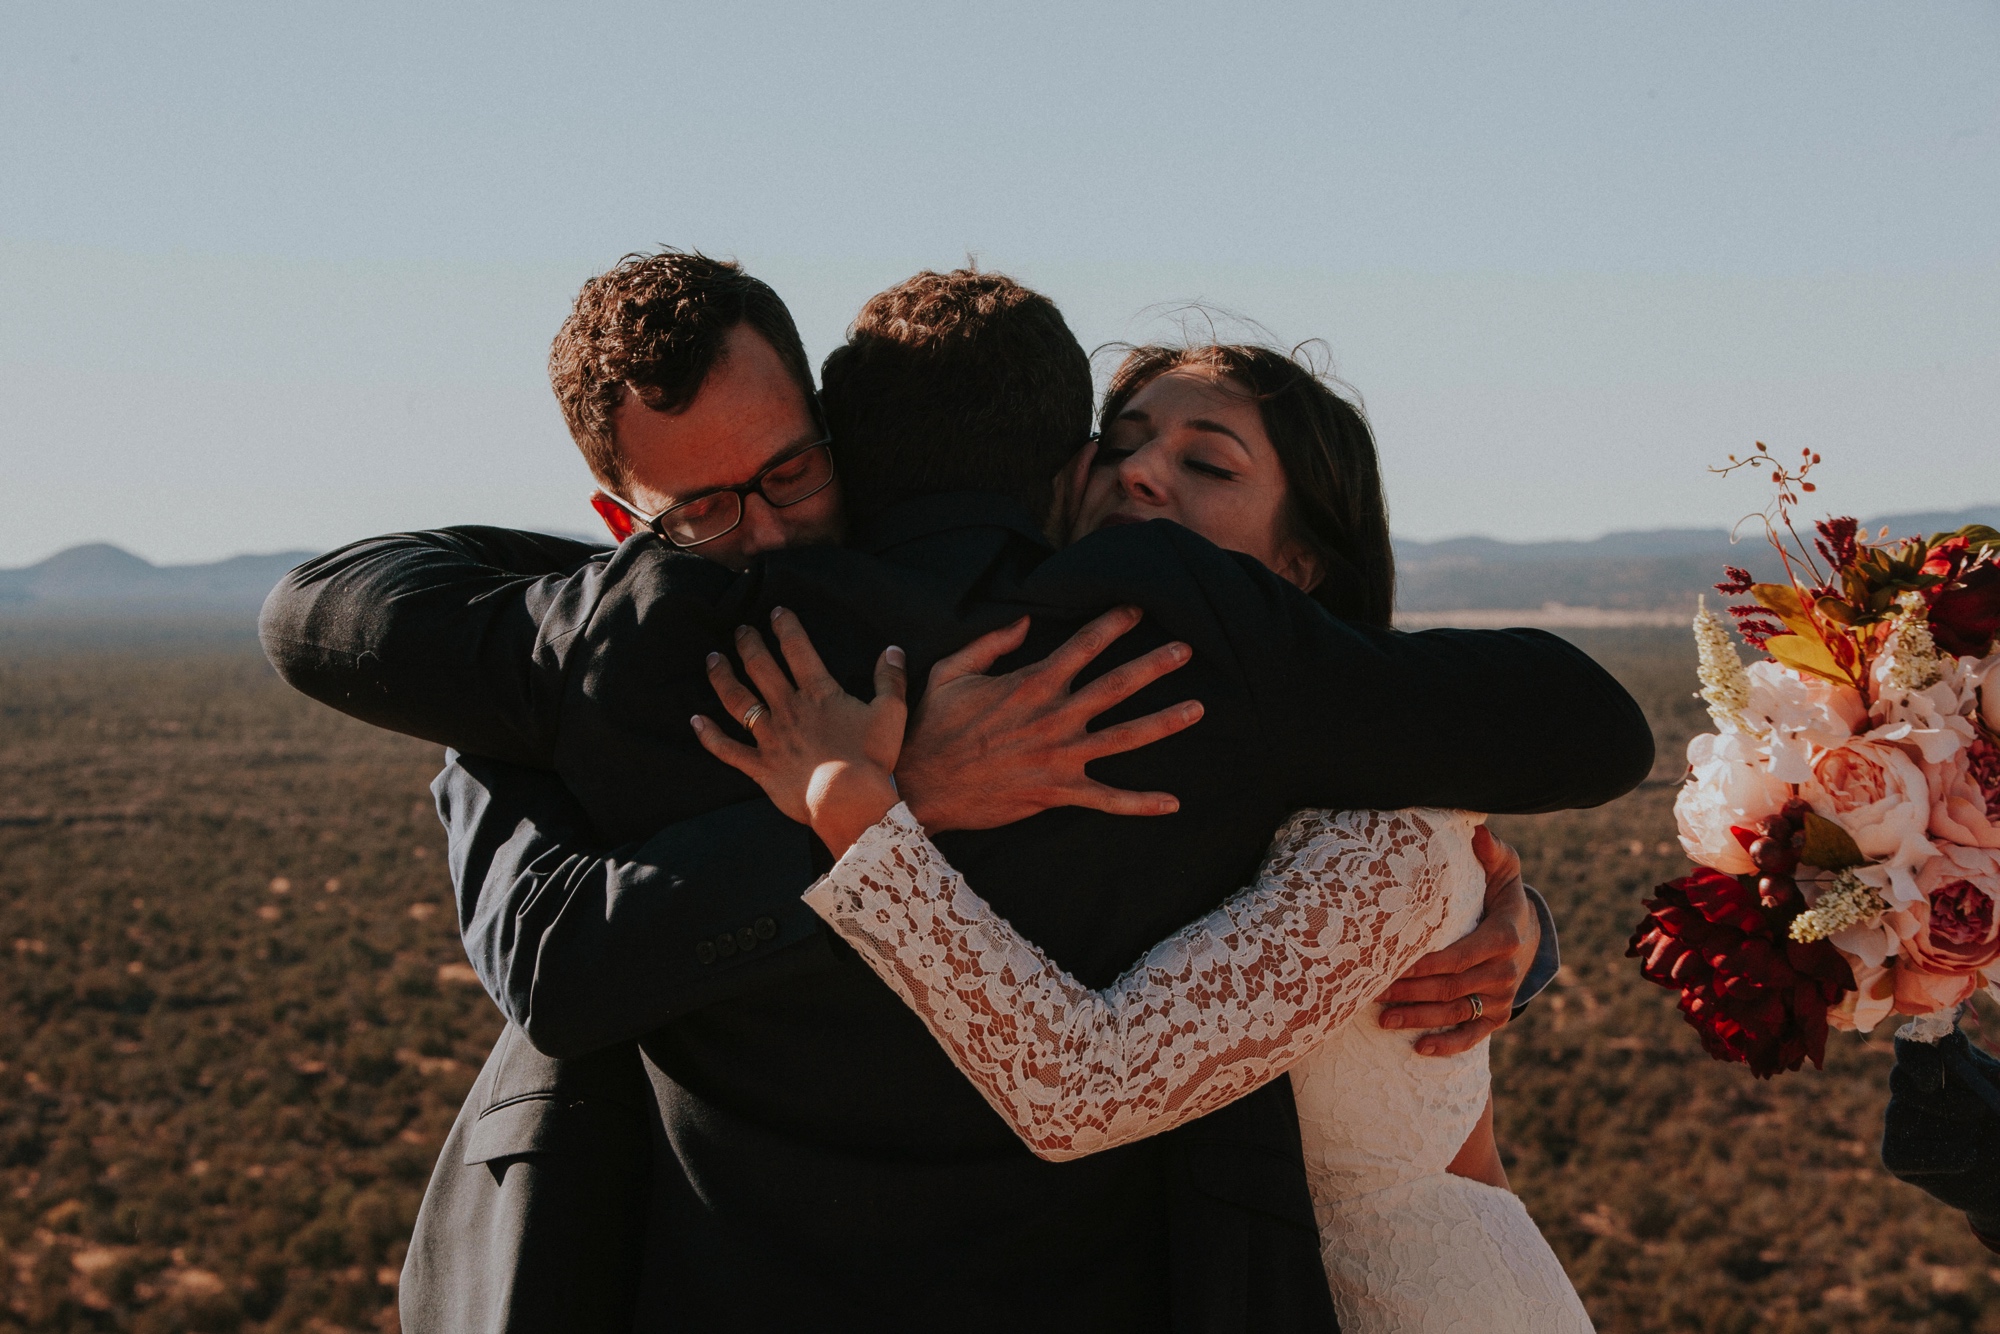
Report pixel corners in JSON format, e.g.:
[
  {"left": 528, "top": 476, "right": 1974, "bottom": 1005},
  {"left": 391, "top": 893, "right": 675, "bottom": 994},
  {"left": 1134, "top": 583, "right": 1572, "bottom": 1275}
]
[{"left": 259, "top": 527, "right": 607, "bottom": 764}]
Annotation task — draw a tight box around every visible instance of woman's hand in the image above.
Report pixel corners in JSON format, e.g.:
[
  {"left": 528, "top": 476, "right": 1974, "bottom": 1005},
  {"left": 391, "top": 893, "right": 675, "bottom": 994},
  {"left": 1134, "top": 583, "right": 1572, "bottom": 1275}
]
[
  {"left": 691, "top": 607, "right": 906, "bottom": 857},
  {"left": 1376, "top": 826, "right": 1538, "bottom": 1057},
  {"left": 897, "top": 607, "right": 1205, "bottom": 832}
]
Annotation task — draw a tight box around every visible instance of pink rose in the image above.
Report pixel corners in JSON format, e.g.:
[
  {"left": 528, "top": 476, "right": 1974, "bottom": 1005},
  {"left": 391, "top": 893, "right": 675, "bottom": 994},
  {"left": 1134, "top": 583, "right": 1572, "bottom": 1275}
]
[
  {"left": 1885, "top": 845, "right": 2000, "bottom": 1012},
  {"left": 1676, "top": 730, "right": 1792, "bottom": 874},
  {"left": 1799, "top": 737, "right": 1935, "bottom": 900},
  {"left": 1929, "top": 735, "right": 2000, "bottom": 849},
  {"left": 1974, "top": 651, "right": 2000, "bottom": 734}
]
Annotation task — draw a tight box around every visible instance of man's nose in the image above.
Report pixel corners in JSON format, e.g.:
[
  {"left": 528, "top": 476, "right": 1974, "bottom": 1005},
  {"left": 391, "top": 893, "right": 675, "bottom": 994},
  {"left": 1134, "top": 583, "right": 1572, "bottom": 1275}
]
[{"left": 732, "top": 494, "right": 791, "bottom": 558}]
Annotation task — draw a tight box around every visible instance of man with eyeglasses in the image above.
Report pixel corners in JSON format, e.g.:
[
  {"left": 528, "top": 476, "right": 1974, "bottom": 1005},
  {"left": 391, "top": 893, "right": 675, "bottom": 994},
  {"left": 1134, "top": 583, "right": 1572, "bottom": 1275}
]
[{"left": 265, "top": 252, "right": 1208, "bottom": 1333}]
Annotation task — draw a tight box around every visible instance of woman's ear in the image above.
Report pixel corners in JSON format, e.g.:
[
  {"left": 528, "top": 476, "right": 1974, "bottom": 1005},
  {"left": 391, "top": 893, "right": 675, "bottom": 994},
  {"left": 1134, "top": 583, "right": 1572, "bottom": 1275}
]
[{"left": 1273, "top": 541, "right": 1324, "bottom": 594}]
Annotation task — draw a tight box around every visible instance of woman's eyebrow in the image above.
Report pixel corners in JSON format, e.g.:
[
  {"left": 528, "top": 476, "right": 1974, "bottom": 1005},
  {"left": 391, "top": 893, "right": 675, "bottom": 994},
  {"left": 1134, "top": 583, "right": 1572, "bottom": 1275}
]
[{"left": 1185, "top": 417, "right": 1249, "bottom": 450}]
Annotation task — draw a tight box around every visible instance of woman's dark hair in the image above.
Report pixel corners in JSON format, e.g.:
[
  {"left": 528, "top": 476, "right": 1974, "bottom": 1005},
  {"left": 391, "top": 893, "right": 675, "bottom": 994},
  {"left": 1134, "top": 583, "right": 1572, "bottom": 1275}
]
[{"left": 1098, "top": 343, "right": 1396, "bottom": 626}]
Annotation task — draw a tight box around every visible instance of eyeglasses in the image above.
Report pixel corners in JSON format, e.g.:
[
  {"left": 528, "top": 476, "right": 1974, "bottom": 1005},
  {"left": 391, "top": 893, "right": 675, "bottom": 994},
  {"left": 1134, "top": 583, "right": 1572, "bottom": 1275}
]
[{"left": 592, "top": 439, "right": 836, "bottom": 549}]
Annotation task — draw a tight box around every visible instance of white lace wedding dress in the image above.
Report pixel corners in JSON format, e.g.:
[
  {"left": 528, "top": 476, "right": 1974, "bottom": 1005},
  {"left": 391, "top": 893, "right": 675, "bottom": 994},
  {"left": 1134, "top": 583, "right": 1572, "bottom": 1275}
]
[{"left": 803, "top": 804, "right": 1594, "bottom": 1333}]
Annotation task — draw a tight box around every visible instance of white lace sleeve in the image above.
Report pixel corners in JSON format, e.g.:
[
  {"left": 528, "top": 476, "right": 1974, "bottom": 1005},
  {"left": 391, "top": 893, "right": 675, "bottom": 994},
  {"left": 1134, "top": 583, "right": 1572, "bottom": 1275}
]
[{"left": 803, "top": 803, "right": 1467, "bottom": 1162}]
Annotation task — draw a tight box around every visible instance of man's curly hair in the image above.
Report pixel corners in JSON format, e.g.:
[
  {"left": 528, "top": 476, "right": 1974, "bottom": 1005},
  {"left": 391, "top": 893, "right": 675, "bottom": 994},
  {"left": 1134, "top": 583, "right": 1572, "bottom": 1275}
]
[
  {"left": 820, "top": 268, "right": 1091, "bottom": 520},
  {"left": 549, "top": 250, "right": 815, "bottom": 489}
]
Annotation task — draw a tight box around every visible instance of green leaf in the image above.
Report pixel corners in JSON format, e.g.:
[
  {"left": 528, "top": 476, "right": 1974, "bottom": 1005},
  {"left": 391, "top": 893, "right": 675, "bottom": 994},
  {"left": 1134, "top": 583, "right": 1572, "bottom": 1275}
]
[
  {"left": 1935, "top": 523, "right": 2000, "bottom": 553},
  {"left": 1799, "top": 812, "right": 1867, "bottom": 872}
]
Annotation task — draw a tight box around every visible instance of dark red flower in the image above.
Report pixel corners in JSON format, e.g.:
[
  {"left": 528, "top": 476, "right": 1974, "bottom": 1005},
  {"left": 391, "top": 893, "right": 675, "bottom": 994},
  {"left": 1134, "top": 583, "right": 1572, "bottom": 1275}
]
[
  {"left": 1716, "top": 566, "right": 1756, "bottom": 596},
  {"left": 1928, "top": 558, "right": 2000, "bottom": 658},
  {"left": 1814, "top": 517, "right": 1860, "bottom": 572},
  {"left": 1628, "top": 867, "right": 1855, "bottom": 1078}
]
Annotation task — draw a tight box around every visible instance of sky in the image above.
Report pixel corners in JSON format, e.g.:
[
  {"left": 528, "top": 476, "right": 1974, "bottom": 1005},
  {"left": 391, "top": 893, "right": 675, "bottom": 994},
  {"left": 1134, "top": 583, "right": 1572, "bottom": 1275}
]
[{"left": 3, "top": 1, "right": 1997, "bottom": 567}]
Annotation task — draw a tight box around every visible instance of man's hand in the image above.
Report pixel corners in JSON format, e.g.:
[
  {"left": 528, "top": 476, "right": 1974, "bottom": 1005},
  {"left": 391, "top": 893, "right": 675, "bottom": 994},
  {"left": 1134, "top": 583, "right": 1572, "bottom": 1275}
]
[
  {"left": 1377, "top": 826, "right": 1537, "bottom": 1057},
  {"left": 897, "top": 607, "right": 1205, "bottom": 832}
]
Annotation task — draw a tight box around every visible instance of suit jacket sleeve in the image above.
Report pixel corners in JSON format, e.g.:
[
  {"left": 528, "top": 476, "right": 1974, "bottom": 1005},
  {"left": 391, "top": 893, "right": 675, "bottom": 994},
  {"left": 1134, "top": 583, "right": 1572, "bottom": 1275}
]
[
  {"left": 1882, "top": 1032, "right": 2000, "bottom": 1250},
  {"left": 435, "top": 752, "right": 833, "bottom": 1057},
  {"left": 1034, "top": 521, "right": 1656, "bottom": 815},
  {"left": 258, "top": 526, "right": 620, "bottom": 767}
]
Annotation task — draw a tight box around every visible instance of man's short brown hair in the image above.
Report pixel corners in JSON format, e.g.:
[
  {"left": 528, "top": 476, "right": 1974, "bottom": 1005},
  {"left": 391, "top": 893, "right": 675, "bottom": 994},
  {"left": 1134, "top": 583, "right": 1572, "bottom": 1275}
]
[
  {"left": 549, "top": 250, "right": 816, "bottom": 489},
  {"left": 819, "top": 269, "right": 1092, "bottom": 520}
]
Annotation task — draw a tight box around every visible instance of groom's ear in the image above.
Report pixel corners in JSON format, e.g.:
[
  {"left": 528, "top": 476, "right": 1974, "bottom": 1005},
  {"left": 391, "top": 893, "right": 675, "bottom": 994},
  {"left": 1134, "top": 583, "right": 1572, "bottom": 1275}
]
[{"left": 1044, "top": 438, "right": 1098, "bottom": 544}]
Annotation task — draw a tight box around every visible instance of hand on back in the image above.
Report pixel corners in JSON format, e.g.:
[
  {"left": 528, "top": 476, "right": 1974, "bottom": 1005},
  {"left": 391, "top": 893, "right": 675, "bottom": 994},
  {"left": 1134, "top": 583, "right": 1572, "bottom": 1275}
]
[{"left": 693, "top": 605, "right": 1205, "bottom": 855}]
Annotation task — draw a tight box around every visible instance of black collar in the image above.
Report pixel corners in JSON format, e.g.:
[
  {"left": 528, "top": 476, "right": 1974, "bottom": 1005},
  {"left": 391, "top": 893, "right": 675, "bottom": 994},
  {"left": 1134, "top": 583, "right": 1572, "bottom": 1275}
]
[{"left": 848, "top": 492, "right": 1051, "bottom": 556}]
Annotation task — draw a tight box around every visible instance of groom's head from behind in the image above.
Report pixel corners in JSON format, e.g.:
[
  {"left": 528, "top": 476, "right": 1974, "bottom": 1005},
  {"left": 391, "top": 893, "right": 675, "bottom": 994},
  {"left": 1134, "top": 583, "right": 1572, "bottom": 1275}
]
[{"left": 820, "top": 268, "right": 1093, "bottom": 525}]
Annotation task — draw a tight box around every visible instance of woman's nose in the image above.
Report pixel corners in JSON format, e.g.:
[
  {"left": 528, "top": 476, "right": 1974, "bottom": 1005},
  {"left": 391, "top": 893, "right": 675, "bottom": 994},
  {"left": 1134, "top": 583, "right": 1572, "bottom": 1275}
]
[{"left": 1117, "top": 448, "right": 1169, "bottom": 505}]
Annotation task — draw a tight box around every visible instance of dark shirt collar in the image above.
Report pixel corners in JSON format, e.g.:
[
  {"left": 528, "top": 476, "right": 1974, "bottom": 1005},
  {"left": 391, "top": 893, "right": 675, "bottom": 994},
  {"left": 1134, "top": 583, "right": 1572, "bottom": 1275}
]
[{"left": 847, "top": 491, "right": 1051, "bottom": 556}]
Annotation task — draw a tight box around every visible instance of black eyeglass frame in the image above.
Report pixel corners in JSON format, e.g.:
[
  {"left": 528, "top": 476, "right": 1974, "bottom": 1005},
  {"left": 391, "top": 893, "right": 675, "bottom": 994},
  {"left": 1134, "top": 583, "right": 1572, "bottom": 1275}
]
[{"left": 595, "top": 436, "right": 837, "bottom": 549}]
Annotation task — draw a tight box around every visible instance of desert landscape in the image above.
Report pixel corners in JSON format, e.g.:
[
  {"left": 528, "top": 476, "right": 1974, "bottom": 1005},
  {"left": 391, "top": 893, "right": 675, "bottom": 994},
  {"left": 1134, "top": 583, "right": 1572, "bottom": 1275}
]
[{"left": 2, "top": 613, "right": 1997, "bottom": 1334}]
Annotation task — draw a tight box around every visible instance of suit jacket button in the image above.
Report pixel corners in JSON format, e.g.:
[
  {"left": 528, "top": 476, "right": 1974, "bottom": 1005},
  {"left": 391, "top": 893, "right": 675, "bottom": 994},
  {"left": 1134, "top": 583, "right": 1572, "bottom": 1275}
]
[
  {"left": 696, "top": 941, "right": 717, "bottom": 965},
  {"left": 715, "top": 934, "right": 738, "bottom": 959},
  {"left": 753, "top": 916, "right": 777, "bottom": 940},
  {"left": 736, "top": 926, "right": 758, "bottom": 952}
]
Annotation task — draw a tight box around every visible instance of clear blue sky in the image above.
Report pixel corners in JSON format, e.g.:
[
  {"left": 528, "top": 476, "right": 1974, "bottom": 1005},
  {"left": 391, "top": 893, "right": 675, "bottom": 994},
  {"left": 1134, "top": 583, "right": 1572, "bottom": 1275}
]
[{"left": 4, "top": 1, "right": 1996, "bottom": 566}]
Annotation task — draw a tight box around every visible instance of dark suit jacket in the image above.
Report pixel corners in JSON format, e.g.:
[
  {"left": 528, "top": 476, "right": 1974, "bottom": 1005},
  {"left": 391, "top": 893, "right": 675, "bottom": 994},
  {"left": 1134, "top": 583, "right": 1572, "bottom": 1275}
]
[
  {"left": 399, "top": 786, "right": 824, "bottom": 1334},
  {"left": 264, "top": 495, "right": 1654, "bottom": 1332},
  {"left": 1884, "top": 1031, "right": 2000, "bottom": 1252}
]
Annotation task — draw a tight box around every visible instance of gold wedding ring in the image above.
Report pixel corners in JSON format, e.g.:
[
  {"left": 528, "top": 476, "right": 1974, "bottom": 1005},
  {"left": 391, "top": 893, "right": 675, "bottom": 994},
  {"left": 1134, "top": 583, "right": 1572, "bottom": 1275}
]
[
  {"left": 1467, "top": 994, "right": 1484, "bottom": 1021},
  {"left": 741, "top": 703, "right": 769, "bottom": 732}
]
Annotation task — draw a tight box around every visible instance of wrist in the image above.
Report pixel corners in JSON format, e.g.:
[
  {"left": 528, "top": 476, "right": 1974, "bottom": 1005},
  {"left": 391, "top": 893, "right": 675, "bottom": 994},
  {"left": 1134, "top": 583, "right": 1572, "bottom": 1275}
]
[{"left": 805, "top": 761, "right": 901, "bottom": 858}]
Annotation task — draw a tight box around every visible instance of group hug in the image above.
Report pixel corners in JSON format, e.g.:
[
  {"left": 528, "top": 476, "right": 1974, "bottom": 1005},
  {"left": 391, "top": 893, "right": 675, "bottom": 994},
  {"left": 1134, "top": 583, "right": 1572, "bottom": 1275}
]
[{"left": 258, "top": 249, "right": 2000, "bottom": 1332}]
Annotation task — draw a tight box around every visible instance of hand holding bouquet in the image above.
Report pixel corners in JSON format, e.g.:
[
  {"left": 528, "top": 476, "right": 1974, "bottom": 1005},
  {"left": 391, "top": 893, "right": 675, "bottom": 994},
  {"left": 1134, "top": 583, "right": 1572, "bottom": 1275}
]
[{"left": 1630, "top": 448, "right": 2000, "bottom": 1076}]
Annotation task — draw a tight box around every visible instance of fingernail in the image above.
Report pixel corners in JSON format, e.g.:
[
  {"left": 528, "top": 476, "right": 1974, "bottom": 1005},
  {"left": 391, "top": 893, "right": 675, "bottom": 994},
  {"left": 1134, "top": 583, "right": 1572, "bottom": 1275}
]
[
  {"left": 1169, "top": 642, "right": 1191, "bottom": 662},
  {"left": 736, "top": 625, "right": 753, "bottom": 638},
  {"left": 1381, "top": 1012, "right": 1405, "bottom": 1029},
  {"left": 886, "top": 646, "right": 905, "bottom": 668},
  {"left": 770, "top": 606, "right": 787, "bottom": 620},
  {"left": 1159, "top": 796, "right": 1179, "bottom": 814},
  {"left": 689, "top": 716, "right": 706, "bottom": 733},
  {"left": 706, "top": 652, "right": 721, "bottom": 668},
  {"left": 1181, "top": 702, "right": 1203, "bottom": 721}
]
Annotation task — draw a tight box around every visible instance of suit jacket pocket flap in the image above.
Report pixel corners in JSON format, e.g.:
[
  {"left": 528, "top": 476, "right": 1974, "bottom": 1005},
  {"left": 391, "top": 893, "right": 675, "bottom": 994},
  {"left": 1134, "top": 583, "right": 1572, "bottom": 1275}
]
[{"left": 463, "top": 1094, "right": 570, "bottom": 1165}]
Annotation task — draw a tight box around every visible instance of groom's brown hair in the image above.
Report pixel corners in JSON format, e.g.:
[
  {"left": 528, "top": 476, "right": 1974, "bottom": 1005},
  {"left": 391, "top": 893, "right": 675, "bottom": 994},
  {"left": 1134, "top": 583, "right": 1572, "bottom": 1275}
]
[{"left": 820, "top": 268, "right": 1092, "bottom": 521}]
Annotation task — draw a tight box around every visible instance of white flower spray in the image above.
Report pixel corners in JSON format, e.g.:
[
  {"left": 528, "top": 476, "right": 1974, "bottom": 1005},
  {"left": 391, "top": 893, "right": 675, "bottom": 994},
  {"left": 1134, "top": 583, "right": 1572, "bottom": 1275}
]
[
  {"left": 1694, "top": 596, "right": 1755, "bottom": 734},
  {"left": 1790, "top": 870, "right": 1887, "bottom": 943},
  {"left": 1877, "top": 591, "right": 1943, "bottom": 695}
]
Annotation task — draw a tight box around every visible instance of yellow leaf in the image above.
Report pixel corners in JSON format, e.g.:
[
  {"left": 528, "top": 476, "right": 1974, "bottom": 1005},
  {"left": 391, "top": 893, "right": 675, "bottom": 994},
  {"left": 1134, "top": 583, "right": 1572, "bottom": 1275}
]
[
  {"left": 1766, "top": 633, "right": 1854, "bottom": 685},
  {"left": 1750, "top": 583, "right": 1824, "bottom": 642}
]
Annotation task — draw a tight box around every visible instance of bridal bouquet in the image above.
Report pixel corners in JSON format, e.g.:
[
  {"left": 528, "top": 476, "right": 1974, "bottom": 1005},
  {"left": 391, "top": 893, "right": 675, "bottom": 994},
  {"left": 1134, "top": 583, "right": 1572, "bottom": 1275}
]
[{"left": 1628, "top": 447, "right": 2000, "bottom": 1077}]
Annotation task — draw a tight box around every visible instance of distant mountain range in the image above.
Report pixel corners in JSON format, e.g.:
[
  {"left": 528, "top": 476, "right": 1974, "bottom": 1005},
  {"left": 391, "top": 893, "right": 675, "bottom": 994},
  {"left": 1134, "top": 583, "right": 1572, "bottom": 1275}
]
[
  {"left": 0, "top": 544, "right": 321, "bottom": 615},
  {"left": 1393, "top": 504, "right": 2000, "bottom": 614},
  {"left": 4, "top": 505, "right": 1995, "bottom": 621}
]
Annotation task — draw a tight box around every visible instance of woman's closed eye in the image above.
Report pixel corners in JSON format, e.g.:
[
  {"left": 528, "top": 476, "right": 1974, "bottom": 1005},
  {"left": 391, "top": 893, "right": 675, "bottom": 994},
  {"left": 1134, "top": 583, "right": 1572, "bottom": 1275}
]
[{"left": 1185, "top": 458, "right": 1238, "bottom": 481}]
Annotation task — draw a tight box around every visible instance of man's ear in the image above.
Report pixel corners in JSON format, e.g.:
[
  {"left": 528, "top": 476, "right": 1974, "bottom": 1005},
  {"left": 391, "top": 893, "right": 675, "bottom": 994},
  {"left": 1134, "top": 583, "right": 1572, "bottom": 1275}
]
[
  {"left": 590, "top": 492, "right": 638, "bottom": 543},
  {"left": 1044, "top": 439, "right": 1098, "bottom": 544}
]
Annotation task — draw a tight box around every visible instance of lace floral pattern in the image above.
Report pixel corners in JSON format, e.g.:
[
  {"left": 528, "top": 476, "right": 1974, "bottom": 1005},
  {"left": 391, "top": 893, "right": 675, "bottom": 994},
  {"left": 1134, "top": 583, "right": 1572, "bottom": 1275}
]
[{"left": 803, "top": 804, "right": 1464, "bottom": 1162}]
